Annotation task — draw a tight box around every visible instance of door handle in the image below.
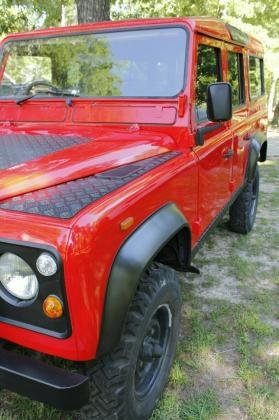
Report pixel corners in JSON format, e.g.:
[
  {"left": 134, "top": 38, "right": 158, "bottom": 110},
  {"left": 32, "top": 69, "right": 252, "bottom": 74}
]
[{"left": 223, "top": 148, "right": 234, "bottom": 159}]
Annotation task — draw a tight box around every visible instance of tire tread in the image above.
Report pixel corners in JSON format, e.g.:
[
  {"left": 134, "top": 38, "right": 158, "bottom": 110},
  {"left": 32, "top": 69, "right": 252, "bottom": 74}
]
[{"left": 78, "top": 263, "right": 180, "bottom": 420}]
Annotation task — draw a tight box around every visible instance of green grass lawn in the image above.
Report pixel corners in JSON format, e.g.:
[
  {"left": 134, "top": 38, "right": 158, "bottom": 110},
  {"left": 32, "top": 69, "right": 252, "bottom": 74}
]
[{"left": 0, "top": 158, "right": 278, "bottom": 420}]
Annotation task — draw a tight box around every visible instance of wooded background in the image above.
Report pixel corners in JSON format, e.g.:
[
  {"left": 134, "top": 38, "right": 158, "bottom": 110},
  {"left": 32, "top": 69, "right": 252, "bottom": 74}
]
[{"left": 1, "top": 0, "right": 278, "bottom": 124}]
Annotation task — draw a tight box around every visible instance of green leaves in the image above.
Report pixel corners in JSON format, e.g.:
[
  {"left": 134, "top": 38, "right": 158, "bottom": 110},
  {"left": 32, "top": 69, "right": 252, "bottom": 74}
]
[{"left": 0, "top": 1, "right": 28, "bottom": 35}]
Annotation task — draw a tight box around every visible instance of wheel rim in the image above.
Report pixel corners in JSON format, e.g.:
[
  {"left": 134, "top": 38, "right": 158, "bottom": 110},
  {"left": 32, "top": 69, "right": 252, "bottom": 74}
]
[{"left": 134, "top": 304, "right": 171, "bottom": 399}]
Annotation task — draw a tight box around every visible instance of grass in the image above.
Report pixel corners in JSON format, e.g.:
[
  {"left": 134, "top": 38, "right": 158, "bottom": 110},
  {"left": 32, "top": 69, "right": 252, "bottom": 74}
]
[
  {"left": 229, "top": 254, "right": 259, "bottom": 281},
  {"left": 151, "top": 389, "right": 221, "bottom": 420},
  {"left": 0, "top": 140, "right": 278, "bottom": 419},
  {"left": 180, "top": 390, "right": 221, "bottom": 419}
]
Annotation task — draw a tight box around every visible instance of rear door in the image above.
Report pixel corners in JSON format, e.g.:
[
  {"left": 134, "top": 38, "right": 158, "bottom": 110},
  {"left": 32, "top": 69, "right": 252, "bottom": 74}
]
[
  {"left": 193, "top": 36, "right": 233, "bottom": 234},
  {"left": 226, "top": 44, "right": 249, "bottom": 192}
]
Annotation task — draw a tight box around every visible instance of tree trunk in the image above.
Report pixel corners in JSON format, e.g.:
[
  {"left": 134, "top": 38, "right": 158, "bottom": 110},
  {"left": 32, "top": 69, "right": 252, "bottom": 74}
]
[{"left": 76, "top": 0, "right": 110, "bottom": 23}]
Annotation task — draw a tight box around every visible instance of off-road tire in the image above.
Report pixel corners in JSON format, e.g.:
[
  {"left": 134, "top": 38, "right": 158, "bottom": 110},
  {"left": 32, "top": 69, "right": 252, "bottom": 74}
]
[
  {"left": 79, "top": 263, "right": 181, "bottom": 420},
  {"left": 229, "top": 165, "right": 259, "bottom": 234}
]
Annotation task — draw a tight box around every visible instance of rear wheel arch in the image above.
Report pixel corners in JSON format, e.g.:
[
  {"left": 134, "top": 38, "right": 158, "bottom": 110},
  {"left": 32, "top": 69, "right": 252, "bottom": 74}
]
[
  {"left": 97, "top": 203, "right": 191, "bottom": 356},
  {"left": 229, "top": 164, "right": 259, "bottom": 233},
  {"left": 259, "top": 140, "right": 267, "bottom": 162},
  {"left": 246, "top": 137, "right": 261, "bottom": 181}
]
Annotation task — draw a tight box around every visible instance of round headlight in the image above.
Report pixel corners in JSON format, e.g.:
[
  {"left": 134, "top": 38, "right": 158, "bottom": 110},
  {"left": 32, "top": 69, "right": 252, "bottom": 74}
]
[
  {"left": 36, "top": 253, "right": 57, "bottom": 277},
  {"left": 0, "top": 253, "right": 38, "bottom": 300}
]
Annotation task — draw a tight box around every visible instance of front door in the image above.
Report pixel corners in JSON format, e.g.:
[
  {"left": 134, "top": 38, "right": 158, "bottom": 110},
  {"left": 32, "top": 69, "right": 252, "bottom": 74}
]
[{"left": 193, "top": 37, "right": 233, "bottom": 234}]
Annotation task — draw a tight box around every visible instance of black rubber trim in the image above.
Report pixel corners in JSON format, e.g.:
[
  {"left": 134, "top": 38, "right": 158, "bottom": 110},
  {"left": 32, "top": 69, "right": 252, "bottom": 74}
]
[
  {"left": 196, "top": 123, "right": 222, "bottom": 146},
  {"left": 0, "top": 347, "right": 89, "bottom": 410},
  {"left": 246, "top": 137, "right": 260, "bottom": 181},
  {"left": 97, "top": 203, "right": 189, "bottom": 356},
  {"left": 259, "top": 140, "right": 267, "bottom": 162},
  {"left": 0, "top": 238, "right": 70, "bottom": 338}
]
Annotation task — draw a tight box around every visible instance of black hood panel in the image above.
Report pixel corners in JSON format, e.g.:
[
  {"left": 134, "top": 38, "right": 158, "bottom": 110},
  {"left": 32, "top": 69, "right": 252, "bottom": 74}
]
[{"left": 0, "top": 151, "right": 180, "bottom": 219}]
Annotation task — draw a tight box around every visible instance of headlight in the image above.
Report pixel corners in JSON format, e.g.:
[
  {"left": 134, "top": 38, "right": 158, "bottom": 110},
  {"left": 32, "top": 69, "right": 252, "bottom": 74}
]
[
  {"left": 0, "top": 252, "right": 38, "bottom": 300},
  {"left": 36, "top": 252, "right": 57, "bottom": 276}
]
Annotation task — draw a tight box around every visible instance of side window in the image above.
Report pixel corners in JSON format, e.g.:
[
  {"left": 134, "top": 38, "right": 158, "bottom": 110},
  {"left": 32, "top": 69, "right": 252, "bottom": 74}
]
[
  {"left": 249, "top": 56, "right": 265, "bottom": 99},
  {"left": 196, "top": 44, "right": 221, "bottom": 121},
  {"left": 228, "top": 51, "right": 245, "bottom": 107}
]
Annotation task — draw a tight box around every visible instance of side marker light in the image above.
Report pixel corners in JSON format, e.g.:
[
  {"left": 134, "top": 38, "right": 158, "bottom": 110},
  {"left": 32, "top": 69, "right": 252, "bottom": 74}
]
[{"left": 120, "top": 217, "right": 134, "bottom": 231}]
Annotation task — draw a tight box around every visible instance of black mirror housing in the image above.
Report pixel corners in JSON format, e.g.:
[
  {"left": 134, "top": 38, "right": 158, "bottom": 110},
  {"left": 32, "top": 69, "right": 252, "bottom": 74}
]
[{"left": 207, "top": 82, "right": 232, "bottom": 122}]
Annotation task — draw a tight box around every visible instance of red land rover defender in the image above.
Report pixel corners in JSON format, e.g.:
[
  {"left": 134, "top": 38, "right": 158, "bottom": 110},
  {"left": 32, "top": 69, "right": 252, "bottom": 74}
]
[{"left": 0, "top": 17, "right": 267, "bottom": 419}]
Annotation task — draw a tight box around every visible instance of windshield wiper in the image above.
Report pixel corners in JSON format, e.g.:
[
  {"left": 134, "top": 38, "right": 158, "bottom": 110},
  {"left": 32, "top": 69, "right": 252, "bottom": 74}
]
[{"left": 16, "top": 90, "right": 80, "bottom": 106}]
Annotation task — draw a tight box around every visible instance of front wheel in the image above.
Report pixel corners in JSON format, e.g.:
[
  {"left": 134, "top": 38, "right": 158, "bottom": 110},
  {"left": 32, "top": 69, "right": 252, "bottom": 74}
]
[
  {"left": 79, "top": 263, "right": 181, "bottom": 420},
  {"left": 229, "top": 165, "right": 259, "bottom": 234}
]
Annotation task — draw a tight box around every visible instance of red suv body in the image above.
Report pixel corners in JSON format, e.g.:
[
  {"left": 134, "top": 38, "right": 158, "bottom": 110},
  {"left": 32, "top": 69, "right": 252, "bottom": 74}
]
[{"left": 0, "top": 17, "right": 267, "bottom": 416}]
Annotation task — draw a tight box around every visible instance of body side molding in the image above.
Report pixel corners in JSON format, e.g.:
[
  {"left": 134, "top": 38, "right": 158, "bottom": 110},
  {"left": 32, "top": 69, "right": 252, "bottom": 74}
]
[{"left": 97, "top": 203, "right": 190, "bottom": 356}]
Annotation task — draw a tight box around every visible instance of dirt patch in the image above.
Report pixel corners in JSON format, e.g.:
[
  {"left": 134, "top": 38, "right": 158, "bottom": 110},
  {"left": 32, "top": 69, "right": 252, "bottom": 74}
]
[
  {"left": 187, "top": 273, "right": 244, "bottom": 304},
  {"left": 197, "top": 350, "right": 244, "bottom": 411},
  {"left": 262, "top": 316, "right": 279, "bottom": 329}
]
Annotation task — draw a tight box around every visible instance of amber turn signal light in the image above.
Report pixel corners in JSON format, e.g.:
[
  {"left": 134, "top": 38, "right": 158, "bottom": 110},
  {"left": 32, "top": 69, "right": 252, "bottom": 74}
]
[
  {"left": 120, "top": 216, "right": 134, "bottom": 231},
  {"left": 43, "top": 295, "right": 63, "bottom": 319}
]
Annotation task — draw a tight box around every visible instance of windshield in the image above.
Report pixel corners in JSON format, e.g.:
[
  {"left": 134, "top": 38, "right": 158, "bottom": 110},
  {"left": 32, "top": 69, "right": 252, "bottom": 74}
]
[{"left": 0, "top": 27, "right": 187, "bottom": 99}]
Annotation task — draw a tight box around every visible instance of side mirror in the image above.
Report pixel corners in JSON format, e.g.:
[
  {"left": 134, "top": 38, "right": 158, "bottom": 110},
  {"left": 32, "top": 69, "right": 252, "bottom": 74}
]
[{"left": 207, "top": 82, "right": 232, "bottom": 122}]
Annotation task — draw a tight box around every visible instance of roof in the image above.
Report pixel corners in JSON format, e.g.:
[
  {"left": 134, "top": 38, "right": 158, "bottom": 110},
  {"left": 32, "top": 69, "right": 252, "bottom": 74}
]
[
  {"left": 0, "top": 16, "right": 263, "bottom": 53},
  {"left": 189, "top": 17, "right": 263, "bottom": 53}
]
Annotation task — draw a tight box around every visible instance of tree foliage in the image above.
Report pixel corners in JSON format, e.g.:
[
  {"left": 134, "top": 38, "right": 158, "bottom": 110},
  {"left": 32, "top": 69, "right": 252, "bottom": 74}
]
[
  {"left": 112, "top": 0, "right": 279, "bottom": 37},
  {"left": 5, "top": 0, "right": 278, "bottom": 39},
  {"left": 4, "top": 0, "right": 111, "bottom": 30},
  {"left": 0, "top": 0, "right": 74, "bottom": 33},
  {"left": 0, "top": 1, "right": 28, "bottom": 34}
]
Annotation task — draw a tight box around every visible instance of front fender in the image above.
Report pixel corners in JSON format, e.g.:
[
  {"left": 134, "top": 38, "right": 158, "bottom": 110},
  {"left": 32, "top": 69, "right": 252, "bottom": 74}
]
[{"left": 97, "top": 203, "right": 189, "bottom": 356}]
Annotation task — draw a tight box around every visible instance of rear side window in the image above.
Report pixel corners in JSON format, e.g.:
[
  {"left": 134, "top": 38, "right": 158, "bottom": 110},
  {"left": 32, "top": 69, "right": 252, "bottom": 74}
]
[
  {"left": 196, "top": 44, "right": 221, "bottom": 121},
  {"left": 228, "top": 51, "right": 245, "bottom": 107},
  {"left": 249, "top": 56, "right": 264, "bottom": 99}
]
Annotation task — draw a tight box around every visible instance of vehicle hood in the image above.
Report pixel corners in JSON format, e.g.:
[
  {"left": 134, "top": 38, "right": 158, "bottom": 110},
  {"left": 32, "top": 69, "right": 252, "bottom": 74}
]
[{"left": 0, "top": 127, "right": 175, "bottom": 201}]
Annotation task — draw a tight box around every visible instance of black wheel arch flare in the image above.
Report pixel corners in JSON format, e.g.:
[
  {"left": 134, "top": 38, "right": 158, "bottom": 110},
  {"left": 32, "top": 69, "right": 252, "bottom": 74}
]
[
  {"left": 246, "top": 137, "right": 261, "bottom": 181},
  {"left": 97, "top": 203, "right": 190, "bottom": 356}
]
